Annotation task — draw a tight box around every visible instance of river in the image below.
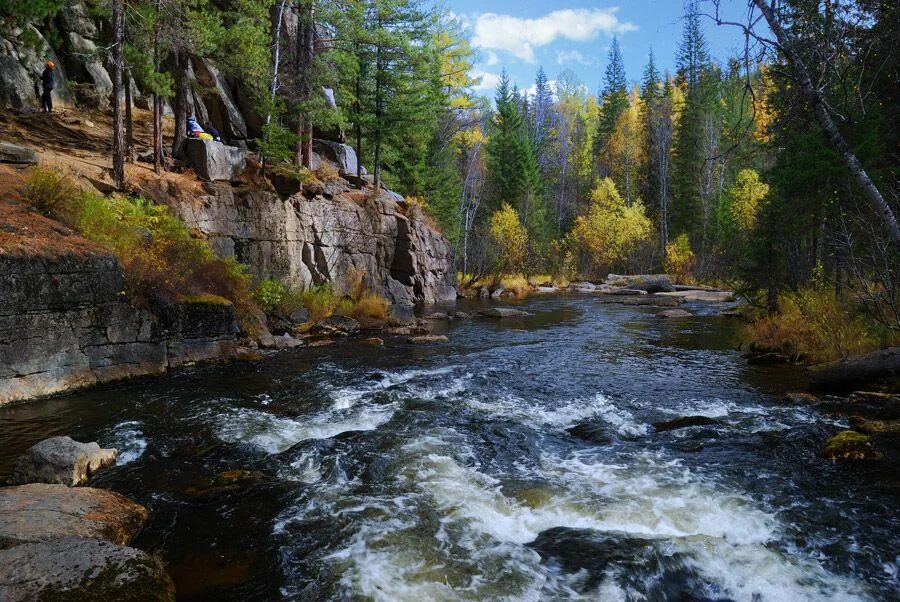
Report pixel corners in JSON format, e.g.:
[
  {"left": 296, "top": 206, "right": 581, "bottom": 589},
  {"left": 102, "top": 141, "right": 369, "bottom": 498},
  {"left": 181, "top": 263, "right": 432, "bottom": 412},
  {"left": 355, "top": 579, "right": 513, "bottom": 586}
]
[{"left": 1, "top": 295, "right": 898, "bottom": 601}]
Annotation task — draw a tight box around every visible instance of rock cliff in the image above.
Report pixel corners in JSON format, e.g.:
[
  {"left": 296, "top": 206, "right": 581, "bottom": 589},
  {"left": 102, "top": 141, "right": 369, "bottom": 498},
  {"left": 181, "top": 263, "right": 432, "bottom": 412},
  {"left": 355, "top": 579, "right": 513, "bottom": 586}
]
[
  {"left": 0, "top": 199, "right": 240, "bottom": 405},
  {"left": 145, "top": 179, "right": 456, "bottom": 305}
]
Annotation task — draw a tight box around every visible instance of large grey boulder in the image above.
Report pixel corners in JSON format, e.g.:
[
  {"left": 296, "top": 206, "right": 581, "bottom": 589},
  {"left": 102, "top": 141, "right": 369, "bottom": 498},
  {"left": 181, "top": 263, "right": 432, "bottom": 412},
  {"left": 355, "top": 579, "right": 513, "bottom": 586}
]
[
  {"left": 191, "top": 56, "right": 248, "bottom": 141},
  {"left": 606, "top": 274, "right": 675, "bottom": 293},
  {"left": 58, "top": 2, "right": 99, "bottom": 39},
  {"left": 184, "top": 138, "right": 246, "bottom": 181},
  {"left": 0, "top": 56, "right": 37, "bottom": 109},
  {"left": 0, "top": 484, "right": 147, "bottom": 549},
  {"left": 64, "top": 32, "right": 113, "bottom": 107},
  {"left": 8, "top": 436, "right": 117, "bottom": 486},
  {"left": 0, "top": 537, "right": 175, "bottom": 602},
  {"left": 313, "top": 315, "right": 360, "bottom": 336},
  {"left": 0, "top": 142, "right": 38, "bottom": 164},
  {"left": 314, "top": 139, "right": 362, "bottom": 175}
]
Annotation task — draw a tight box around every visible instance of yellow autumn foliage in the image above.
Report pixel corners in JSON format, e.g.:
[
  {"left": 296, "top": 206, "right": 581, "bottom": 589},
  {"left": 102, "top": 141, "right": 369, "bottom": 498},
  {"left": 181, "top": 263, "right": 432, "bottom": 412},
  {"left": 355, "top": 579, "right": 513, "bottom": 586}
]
[
  {"left": 490, "top": 203, "right": 528, "bottom": 276},
  {"left": 572, "top": 178, "right": 652, "bottom": 273}
]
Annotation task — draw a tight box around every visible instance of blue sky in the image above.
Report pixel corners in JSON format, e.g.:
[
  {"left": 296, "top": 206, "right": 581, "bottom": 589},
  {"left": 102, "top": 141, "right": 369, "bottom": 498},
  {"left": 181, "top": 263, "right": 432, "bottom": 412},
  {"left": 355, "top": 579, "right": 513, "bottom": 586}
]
[{"left": 441, "top": 1, "right": 756, "bottom": 96}]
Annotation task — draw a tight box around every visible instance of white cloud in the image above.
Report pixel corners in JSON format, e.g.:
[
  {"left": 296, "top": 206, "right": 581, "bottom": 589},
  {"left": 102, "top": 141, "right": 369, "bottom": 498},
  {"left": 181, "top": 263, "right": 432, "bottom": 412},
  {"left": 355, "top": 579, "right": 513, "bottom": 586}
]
[
  {"left": 555, "top": 49, "right": 593, "bottom": 65},
  {"left": 472, "top": 8, "right": 636, "bottom": 63},
  {"left": 472, "top": 69, "right": 501, "bottom": 91},
  {"left": 525, "top": 80, "right": 559, "bottom": 99},
  {"left": 484, "top": 51, "right": 500, "bottom": 66}
]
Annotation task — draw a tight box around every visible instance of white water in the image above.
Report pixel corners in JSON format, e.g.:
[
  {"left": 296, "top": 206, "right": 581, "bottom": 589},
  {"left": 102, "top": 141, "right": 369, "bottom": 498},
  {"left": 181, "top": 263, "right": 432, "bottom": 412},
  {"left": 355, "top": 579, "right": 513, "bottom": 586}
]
[{"left": 220, "top": 358, "right": 875, "bottom": 599}]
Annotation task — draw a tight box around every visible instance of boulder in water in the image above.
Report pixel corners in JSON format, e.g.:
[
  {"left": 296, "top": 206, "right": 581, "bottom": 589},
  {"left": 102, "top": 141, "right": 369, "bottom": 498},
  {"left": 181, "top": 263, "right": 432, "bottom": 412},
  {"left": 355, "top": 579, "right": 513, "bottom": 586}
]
[
  {"left": 566, "top": 421, "right": 613, "bottom": 445},
  {"left": 821, "top": 430, "right": 881, "bottom": 460},
  {"left": 653, "top": 416, "right": 720, "bottom": 432},
  {"left": 314, "top": 315, "right": 360, "bottom": 336},
  {"left": 0, "top": 536, "right": 174, "bottom": 602},
  {"left": 479, "top": 307, "right": 533, "bottom": 318},
  {"left": 7, "top": 436, "right": 117, "bottom": 487},
  {"left": 0, "top": 484, "right": 148, "bottom": 548},
  {"left": 407, "top": 335, "right": 449, "bottom": 344},
  {"left": 274, "top": 334, "right": 303, "bottom": 349},
  {"left": 657, "top": 309, "right": 692, "bottom": 318}
]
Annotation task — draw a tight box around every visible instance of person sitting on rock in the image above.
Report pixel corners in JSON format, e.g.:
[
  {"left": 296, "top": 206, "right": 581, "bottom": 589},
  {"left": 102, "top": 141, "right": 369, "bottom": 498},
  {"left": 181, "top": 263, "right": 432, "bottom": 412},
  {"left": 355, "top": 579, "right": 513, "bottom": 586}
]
[
  {"left": 186, "top": 116, "right": 213, "bottom": 140},
  {"left": 204, "top": 122, "right": 222, "bottom": 142},
  {"left": 41, "top": 61, "right": 55, "bottom": 113}
]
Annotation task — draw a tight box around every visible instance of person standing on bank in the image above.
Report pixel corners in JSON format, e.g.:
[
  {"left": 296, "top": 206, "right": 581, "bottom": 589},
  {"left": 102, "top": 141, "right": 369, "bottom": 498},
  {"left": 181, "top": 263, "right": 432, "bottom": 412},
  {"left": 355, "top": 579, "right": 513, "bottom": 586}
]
[{"left": 41, "top": 60, "right": 54, "bottom": 112}]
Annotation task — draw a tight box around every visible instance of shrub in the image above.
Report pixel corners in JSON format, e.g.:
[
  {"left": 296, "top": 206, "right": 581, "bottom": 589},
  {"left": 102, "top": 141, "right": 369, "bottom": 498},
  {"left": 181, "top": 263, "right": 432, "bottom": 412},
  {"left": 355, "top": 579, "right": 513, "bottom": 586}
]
[
  {"left": 20, "top": 167, "right": 90, "bottom": 226},
  {"left": 665, "top": 234, "right": 695, "bottom": 284},
  {"left": 253, "top": 279, "right": 289, "bottom": 313},
  {"left": 314, "top": 162, "right": 340, "bottom": 182},
  {"left": 346, "top": 292, "right": 389, "bottom": 326},
  {"left": 21, "top": 169, "right": 255, "bottom": 324},
  {"left": 746, "top": 287, "right": 884, "bottom": 363},
  {"left": 490, "top": 203, "right": 528, "bottom": 278},
  {"left": 299, "top": 283, "right": 342, "bottom": 323}
]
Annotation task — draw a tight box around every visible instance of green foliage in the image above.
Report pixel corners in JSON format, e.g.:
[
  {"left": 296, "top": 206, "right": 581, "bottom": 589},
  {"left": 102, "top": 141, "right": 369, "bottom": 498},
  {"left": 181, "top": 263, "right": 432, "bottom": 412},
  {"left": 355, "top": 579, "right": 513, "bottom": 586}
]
[
  {"left": 253, "top": 279, "right": 289, "bottom": 313},
  {"left": 21, "top": 169, "right": 254, "bottom": 320},
  {"left": 486, "top": 70, "right": 541, "bottom": 220},
  {"left": 0, "top": 0, "right": 64, "bottom": 32}
]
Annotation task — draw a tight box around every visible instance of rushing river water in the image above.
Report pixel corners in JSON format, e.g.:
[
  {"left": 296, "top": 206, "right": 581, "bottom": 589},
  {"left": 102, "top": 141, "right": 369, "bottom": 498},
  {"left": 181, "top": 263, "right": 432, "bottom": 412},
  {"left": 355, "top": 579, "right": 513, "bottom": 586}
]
[{"left": 1, "top": 295, "right": 899, "bottom": 601}]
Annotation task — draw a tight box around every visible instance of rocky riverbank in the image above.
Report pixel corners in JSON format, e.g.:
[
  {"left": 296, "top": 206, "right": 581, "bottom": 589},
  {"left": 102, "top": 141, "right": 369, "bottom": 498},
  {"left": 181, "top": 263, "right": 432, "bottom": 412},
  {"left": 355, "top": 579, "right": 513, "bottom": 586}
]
[{"left": 0, "top": 436, "right": 174, "bottom": 600}]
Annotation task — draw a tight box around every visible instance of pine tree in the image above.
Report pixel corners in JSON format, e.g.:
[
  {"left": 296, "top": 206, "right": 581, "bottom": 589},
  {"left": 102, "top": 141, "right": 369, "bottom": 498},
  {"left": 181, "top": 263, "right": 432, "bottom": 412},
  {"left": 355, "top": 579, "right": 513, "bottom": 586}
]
[
  {"left": 486, "top": 71, "right": 540, "bottom": 225},
  {"left": 532, "top": 67, "right": 553, "bottom": 155},
  {"left": 596, "top": 37, "right": 628, "bottom": 178},
  {"left": 676, "top": 1, "right": 709, "bottom": 91}
]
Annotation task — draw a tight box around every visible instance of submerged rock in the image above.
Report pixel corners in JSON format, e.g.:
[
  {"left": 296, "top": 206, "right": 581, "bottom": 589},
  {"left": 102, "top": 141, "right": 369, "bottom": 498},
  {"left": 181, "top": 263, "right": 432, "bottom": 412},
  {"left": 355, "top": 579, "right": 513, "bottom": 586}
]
[
  {"left": 821, "top": 430, "right": 881, "bottom": 460},
  {"left": 653, "top": 416, "right": 720, "bottom": 432},
  {"left": 0, "top": 536, "right": 174, "bottom": 602},
  {"left": 566, "top": 421, "right": 613, "bottom": 445},
  {"left": 479, "top": 307, "right": 534, "bottom": 318},
  {"left": 0, "top": 484, "right": 148, "bottom": 548},
  {"left": 8, "top": 436, "right": 117, "bottom": 486},
  {"left": 657, "top": 309, "right": 693, "bottom": 318},
  {"left": 407, "top": 335, "right": 449, "bottom": 344}
]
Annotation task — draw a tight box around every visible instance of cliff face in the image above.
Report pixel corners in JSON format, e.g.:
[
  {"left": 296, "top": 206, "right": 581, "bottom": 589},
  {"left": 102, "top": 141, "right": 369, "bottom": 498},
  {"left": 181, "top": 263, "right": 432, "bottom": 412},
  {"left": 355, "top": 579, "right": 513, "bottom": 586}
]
[
  {"left": 154, "top": 181, "right": 457, "bottom": 305},
  {"left": 0, "top": 200, "right": 240, "bottom": 405}
]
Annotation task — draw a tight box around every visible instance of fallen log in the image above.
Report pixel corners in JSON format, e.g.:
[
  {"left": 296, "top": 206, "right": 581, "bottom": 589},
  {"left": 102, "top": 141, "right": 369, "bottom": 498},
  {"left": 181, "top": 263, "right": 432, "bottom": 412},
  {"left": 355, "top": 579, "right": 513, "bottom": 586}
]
[{"left": 807, "top": 347, "right": 900, "bottom": 388}]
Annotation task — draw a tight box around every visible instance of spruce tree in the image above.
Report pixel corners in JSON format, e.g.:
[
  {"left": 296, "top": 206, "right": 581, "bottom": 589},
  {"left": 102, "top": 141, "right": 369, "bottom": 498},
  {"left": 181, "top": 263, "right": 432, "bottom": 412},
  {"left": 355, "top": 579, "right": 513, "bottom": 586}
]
[{"left": 596, "top": 37, "right": 628, "bottom": 177}]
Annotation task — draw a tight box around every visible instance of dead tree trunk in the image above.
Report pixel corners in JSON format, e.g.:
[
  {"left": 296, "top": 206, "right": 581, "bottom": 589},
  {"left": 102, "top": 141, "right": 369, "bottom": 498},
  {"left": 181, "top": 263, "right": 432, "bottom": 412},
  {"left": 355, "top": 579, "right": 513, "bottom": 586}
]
[
  {"left": 295, "top": 0, "right": 315, "bottom": 168},
  {"left": 111, "top": 0, "right": 125, "bottom": 190},
  {"left": 752, "top": 0, "right": 900, "bottom": 245},
  {"left": 152, "top": 0, "right": 162, "bottom": 173},
  {"left": 124, "top": 68, "right": 133, "bottom": 163},
  {"left": 172, "top": 50, "right": 188, "bottom": 158}
]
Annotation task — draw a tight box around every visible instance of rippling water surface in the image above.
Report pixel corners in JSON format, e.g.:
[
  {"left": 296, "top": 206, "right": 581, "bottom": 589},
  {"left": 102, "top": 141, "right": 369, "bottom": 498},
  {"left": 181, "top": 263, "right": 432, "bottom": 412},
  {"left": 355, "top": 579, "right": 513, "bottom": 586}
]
[{"left": 2, "top": 296, "right": 899, "bottom": 601}]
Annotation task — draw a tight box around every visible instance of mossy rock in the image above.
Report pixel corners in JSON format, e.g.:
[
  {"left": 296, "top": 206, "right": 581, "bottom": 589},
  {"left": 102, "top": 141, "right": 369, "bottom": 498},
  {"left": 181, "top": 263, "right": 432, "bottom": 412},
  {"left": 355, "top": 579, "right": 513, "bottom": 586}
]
[{"left": 821, "top": 430, "right": 882, "bottom": 460}]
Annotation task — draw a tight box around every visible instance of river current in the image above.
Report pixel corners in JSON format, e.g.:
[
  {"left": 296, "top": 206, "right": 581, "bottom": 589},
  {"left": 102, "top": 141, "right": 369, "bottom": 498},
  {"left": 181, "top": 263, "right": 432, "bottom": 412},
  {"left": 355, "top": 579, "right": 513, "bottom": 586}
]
[{"left": 1, "top": 295, "right": 898, "bottom": 601}]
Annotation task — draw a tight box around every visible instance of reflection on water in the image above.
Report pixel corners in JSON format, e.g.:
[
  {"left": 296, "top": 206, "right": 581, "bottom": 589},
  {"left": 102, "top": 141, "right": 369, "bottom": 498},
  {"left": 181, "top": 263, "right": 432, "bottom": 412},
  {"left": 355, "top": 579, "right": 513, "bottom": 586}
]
[{"left": 0, "top": 296, "right": 897, "bottom": 601}]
